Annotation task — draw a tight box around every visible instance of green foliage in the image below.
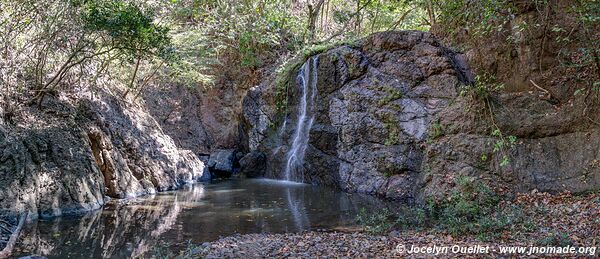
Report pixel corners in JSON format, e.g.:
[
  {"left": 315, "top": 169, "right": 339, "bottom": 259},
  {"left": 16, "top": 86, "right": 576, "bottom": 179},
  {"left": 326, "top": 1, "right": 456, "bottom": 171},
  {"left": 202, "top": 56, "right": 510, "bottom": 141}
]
[
  {"left": 419, "top": 177, "right": 535, "bottom": 241},
  {"left": 460, "top": 74, "right": 504, "bottom": 100},
  {"left": 356, "top": 177, "right": 537, "bottom": 239},
  {"left": 536, "top": 231, "right": 574, "bottom": 247},
  {"left": 0, "top": 0, "right": 174, "bottom": 104},
  {"left": 80, "top": 0, "right": 171, "bottom": 60},
  {"left": 1, "top": 0, "right": 436, "bottom": 107},
  {"left": 384, "top": 121, "right": 401, "bottom": 146},
  {"left": 356, "top": 177, "right": 533, "bottom": 239},
  {"left": 377, "top": 86, "right": 403, "bottom": 106},
  {"left": 491, "top": 129, "right": 517, "bottom": 167},
  {"left": 427, "top": 177, "right": 501, "bottom": 236},
  {"left": 355, "top": 208, "right": 395, "bottom": 235},
  {"left": 274, "top": 56, "right": 304, "bottom": 116},
  {"left": 376, "top": 111, "right": 401, "bottom": 146},
  {"left": 165, "top": 0, "right": 432, "bottom": 94},
  {"left": 437, "top": 0, "right": 517, "bottom": 39},
  {"left": 461, "top": 74, "right": 517, "bottom": 167},
  {"left": 169, "top": 0, "right": 304, "bottom": 74},
  {"left": 571, "top": 0, "right": 600, "bottom": 26},
  {"left": 395, "top": 207, "right": 427, "bottom": 231},
  {"left": 167, "top": 28, "right": 217, "bottom": 87},
  {"left": 438, "top": 0, "right": 598, "bottom": 102},
  {"left": 428, "top": 121, "right": 444, "bottom": 141},
  {"left": 273, "top": 39, "right": 358, "bottom": 119},
  {"left": 475, "top": 204, "right": 534, "bottom": 241},
  {"left": 302, "top": 39, "right": 360, "bottom": 58},
  {"left": 555, "top": 2, "right": 599, "bottom": 88}
]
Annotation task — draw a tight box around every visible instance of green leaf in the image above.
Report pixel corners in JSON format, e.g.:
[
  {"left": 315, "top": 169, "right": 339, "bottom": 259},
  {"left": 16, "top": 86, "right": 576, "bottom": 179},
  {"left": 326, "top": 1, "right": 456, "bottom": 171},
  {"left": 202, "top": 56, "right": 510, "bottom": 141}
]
[{"left": 500, "top": 156, "right": 510, "bottom": 167}]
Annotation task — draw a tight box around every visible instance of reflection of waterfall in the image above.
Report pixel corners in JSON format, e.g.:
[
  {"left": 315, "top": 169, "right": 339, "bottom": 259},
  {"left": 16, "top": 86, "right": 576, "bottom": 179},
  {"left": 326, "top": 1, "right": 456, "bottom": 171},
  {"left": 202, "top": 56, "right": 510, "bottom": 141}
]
[
  {"left": 284, "top": 56, "right": 319, "bottom": 182},
  {"left": 285, "top": 188, "right": 310, "bottom": 231}
]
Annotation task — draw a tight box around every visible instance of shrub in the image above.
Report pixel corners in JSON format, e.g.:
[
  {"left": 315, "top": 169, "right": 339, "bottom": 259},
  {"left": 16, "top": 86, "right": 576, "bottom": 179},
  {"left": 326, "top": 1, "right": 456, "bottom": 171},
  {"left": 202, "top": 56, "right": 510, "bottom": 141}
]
[
  {"left": 536, "top": 231, "right": 574, "bottom": 247},
  {"left": 355, "top": 208, "right": 395, "bottom": 235},
  {"left": 426, "top": 177, "right": 501, "bottom": 236}
]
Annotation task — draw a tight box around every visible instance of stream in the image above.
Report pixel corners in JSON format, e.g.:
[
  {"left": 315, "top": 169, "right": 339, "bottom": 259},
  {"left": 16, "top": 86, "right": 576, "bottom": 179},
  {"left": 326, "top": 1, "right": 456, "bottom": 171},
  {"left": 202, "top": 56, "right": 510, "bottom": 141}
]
[{"left": 12, "top": 178, "right": 392, "bottom": 258}]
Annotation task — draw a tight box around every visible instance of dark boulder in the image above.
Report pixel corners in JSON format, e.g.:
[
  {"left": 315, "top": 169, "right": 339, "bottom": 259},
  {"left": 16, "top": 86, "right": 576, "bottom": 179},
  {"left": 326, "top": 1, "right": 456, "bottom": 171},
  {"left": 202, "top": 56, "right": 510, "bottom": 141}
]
[
  {"left": 207, "top": 149, "right": 238, "bottom": 178},
  {"left": 239, "top": 151, "right": 267, "bottom": 178}
]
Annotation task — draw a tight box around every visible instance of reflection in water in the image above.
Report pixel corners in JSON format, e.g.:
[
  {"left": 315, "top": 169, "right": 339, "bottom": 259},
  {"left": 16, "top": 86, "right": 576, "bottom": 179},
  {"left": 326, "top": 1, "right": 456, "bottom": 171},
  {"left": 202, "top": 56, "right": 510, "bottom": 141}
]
[
  {"left": 14, "top": 179, "right": 392, "bottom": 258},
  {"left": 286, "top": 188, "right": 309, "bottom": 231}
]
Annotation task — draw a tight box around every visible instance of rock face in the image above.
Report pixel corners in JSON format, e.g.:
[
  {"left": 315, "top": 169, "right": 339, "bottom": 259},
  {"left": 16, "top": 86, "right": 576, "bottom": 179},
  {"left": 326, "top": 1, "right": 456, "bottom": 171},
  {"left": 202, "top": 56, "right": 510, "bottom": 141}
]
[
  {"left": 0, "top": 121, "right": 106, "bottom": 218},
  {"left": 143, "top": 81, "right": 251, "bottom": 156},
  {"left": 207, "top": 149, "right": 237, "bottom": 178},
  {"left": 0, "top": 92, "right": 207, "bottom": 219},
  {"left": 421, "top": 93, "right": 600, "bottom": 201},
  {"left": 244, "top": 31, "right": 470, "bottom": 201},
  {"left": 239, "top": 151, "right": 266, "bottom": 178},
  {"left": 242, "top": 31, "right": 600, "bottom": 202},
  {"left": 143, "top": 84, "right": 214, "bottom": 155}
]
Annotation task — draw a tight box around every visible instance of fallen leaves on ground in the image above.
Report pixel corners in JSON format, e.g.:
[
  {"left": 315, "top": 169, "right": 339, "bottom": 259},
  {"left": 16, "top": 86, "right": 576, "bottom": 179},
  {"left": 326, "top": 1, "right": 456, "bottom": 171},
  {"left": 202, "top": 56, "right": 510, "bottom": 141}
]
[{"left": 199, "top": 191, "right": 599, "bottom": 258}]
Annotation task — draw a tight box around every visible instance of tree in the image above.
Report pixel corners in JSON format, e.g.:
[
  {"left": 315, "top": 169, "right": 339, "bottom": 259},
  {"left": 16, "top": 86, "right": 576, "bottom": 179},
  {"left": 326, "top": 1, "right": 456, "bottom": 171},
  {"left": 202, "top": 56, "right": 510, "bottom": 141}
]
[{"left": 22, "top": 0, "right": 171, "bottom": 105}]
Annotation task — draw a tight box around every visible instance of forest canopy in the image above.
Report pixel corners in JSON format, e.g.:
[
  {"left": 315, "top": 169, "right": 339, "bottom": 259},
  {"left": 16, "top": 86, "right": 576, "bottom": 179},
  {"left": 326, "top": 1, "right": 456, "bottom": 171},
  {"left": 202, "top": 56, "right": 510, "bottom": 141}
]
[{"left": 1, "top": 0, "right": 598, "bottom": 111}]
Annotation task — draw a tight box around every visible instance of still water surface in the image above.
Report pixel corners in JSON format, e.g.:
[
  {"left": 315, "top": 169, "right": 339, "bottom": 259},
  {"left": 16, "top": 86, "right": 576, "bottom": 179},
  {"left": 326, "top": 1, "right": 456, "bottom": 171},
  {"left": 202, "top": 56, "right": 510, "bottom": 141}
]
[{"left": 14, "top": 178, "right": 391, "bottom": 258}]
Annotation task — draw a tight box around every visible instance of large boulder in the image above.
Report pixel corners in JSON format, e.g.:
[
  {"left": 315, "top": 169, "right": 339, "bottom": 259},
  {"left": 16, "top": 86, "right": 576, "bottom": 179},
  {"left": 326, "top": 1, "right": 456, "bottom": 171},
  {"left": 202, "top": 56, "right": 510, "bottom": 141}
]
[
  {"left": 81, "top": 95, "right": 208, "bottom": 196},
  {"left": 0, "top": 122, "right": 106, "bottom": 219},
  {"left": 207, "top": 149, "right": 238, "bottom": 178}
]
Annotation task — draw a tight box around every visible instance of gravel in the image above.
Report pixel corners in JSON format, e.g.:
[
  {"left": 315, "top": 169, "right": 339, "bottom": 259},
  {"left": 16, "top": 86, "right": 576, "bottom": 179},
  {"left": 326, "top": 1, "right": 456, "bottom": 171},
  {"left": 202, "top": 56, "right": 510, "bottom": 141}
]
[{"left": 199, "top": 231, "right": 398, "bottom": 258}]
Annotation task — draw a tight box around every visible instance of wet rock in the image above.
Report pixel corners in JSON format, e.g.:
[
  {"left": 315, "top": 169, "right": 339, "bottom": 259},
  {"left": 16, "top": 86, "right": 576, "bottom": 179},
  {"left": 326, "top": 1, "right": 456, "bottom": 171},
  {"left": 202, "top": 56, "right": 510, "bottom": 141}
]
[
  {"left": 239, "top": 151, "right": 266, "bottom": 178},
  {"left": 197, "top": 155, "right": 212, "bottom": 181},
  {"left": 207, "top": 149, "right": 236, "bottom": 178}
]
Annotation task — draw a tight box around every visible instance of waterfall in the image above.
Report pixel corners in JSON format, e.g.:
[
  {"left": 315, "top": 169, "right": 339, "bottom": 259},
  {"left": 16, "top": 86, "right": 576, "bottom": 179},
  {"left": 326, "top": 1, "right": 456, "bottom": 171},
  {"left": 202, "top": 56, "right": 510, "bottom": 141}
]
[{"left": 283, "top": 56, "right": 318, "bottom": 182}]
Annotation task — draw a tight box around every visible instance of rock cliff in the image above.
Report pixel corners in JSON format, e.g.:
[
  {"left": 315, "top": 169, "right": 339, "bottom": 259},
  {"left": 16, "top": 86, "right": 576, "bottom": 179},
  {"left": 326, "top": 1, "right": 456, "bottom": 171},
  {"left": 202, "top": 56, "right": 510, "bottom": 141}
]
[
  {"left": 242, "top": 31, "right": 600, "bottom": 202},
  {"left": 0, "top": 91, "right": 207, "bottom": 219}
]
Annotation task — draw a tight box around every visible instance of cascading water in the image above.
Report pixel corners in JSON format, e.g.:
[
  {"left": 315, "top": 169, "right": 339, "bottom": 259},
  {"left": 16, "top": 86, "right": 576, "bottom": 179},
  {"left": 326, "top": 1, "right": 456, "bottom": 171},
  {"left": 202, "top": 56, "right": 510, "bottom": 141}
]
[{"left": 283, "top": 56, "right": 319, "bottom": 182}]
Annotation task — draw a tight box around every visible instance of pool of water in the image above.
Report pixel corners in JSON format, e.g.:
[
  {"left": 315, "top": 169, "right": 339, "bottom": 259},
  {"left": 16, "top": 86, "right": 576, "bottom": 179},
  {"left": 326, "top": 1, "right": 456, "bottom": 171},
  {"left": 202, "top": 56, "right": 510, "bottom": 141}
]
[{"left": 13, "top": 178, "right": 393, "bottom": 258}]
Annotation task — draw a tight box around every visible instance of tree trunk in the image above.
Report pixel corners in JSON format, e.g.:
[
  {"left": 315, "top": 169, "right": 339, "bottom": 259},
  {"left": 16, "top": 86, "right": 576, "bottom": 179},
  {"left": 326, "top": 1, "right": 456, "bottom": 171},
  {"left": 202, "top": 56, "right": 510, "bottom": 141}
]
[
  {"left": 355, "top": 0, "right": 361, "bottom": 35},
  {"left": 426, "top": 0, "right": 436, "bottom": 26},
  {"left": 123, "top": 57, "right": 141, "bottom": 99},
  {"left": 307, "top": 0, "right": 326, "bottom": 42}
]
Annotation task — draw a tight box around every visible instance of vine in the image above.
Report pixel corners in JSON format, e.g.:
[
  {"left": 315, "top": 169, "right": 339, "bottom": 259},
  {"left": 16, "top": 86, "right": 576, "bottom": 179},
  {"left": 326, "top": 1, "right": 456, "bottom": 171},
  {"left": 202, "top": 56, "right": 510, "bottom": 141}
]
[{"left": 461, "top": 74, "right": 517, "bottom": 167}]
